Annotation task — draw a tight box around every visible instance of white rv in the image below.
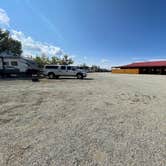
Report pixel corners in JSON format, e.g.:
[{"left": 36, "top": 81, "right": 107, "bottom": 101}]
[{"left": 0, "top": 54, "right": 39, "bottom": 76}]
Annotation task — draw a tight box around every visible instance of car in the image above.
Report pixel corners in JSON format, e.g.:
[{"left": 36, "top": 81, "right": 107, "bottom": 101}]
[{"left": 43, "top": 65, "right": 87, "bottom": 79}]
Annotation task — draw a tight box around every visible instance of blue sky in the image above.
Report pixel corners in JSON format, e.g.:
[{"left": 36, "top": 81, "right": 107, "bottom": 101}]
[{"left": 0, "top": 0, "right": 166, "bottom": 68}]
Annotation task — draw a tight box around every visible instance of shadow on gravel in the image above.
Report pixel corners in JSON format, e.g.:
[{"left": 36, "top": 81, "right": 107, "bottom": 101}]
[
  {"left": 0, "top": 77, "right": 32, "bottom": 81},
  {"left": 0, "top": 77, "right": 94, "bottom": 81},
  {"left": 58, "top": 77, "right": 94, "bottom": 80}
]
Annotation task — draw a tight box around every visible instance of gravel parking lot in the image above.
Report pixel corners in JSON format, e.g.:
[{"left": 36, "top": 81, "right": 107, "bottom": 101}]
[{"left": 0, "top": 73, "right": 165, "bottom": 166}]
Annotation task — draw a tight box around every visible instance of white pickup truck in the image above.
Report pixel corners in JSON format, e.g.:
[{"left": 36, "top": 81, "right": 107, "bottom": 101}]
[{"left": 43, "top": 65, "right": 87, "bottom": 79}]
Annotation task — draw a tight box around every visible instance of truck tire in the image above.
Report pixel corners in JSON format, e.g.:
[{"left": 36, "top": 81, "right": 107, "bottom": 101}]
[
  {"left": 48, "top": 73, "right": 55, "bottom": 79},
  {"left": 77, "top": 73, "right": 83, "bottom": 79}
]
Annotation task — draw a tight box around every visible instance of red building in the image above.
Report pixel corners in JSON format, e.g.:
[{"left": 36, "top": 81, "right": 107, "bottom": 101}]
[{"left": 112, "top": 61, "right": 166, "bottom": 75}]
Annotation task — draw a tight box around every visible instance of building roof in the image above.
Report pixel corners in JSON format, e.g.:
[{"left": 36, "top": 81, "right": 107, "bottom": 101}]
[{"left": 117, "top": 61, "right": 166, "bottom": 68}]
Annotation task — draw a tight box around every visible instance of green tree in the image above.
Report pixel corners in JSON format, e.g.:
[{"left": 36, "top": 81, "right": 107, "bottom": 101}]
[
  {"left": 91, "top": 65, "right": 100, "bottom": 72},
  {"left": 33, "top": 54, "right": 50, "bottom": 68},
  {"left": 50, "top": 56, "right": 60, "bottom": 64},
  {"left": 0, "top": 29, "right": 22, "bottom": 56},
  {"left": 33, "top": 54, "right": 74, "bottom": 68},
  {"left": 80, "top": 63, "right": 89, "bottom": 70},
  {"left": 59, "top": 54, "right": 74, "bottom": 65},
  {"left": 33, "top": 56, "right": 44, "bottom": 68}
]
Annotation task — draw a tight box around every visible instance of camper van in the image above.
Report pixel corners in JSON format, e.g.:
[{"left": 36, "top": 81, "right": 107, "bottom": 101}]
[{"left": 0, "top": 54, "right": 39, "bottom": 77}]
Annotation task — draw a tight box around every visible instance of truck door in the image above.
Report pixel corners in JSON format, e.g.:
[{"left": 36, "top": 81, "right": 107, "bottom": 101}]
[
  {"left": 66, "top": 66, "right": 73, "bottom": 76},
  {"left": 66, "top": 66, "right": 77, "bottom": 76},
  {"left": 59, "top": 66, "right": 67, "bottom": 75}
]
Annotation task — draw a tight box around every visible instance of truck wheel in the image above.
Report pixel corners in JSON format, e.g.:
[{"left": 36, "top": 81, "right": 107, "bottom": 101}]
[
  {"left": 77, "top": 73, "right": 83, "bottom": 79},
  {"left": 48, "top": 73, "right": 55, "bottom": 79}
]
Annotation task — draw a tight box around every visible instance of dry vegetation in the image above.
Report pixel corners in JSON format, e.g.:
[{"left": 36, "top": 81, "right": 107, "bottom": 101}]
[{"left": 0, "top": 73, "right": 165, "bottom": 166}]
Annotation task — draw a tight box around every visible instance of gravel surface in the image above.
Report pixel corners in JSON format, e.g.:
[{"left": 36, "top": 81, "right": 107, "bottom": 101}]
[{"left": 0, "top": 73, "right": 165, "bottom": 166}]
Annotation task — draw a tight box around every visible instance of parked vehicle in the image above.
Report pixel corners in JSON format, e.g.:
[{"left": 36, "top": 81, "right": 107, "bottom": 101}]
[
  {"left": 0, "top": 54, "right": 39, "bottom": 77},
  {"left": 43, "top": 65, "right": 87, "bottom": 79}
]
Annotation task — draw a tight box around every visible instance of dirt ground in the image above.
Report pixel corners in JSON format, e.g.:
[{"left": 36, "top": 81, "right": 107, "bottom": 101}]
[{"left": 0, "top": 73, "right": 165, "bottom": 166}]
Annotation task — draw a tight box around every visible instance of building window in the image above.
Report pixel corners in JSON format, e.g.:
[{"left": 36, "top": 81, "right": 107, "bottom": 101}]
[{"left": 11, "top": 61, "right": 18, "bottom": 66}]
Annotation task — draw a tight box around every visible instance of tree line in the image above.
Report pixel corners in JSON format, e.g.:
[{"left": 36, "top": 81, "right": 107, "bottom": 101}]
[
  {"left": 33, "top": 54, "right": 74, "bottom": 68},
  {"left": 80, "top": 63, "right": 110, "bottom": 72}
]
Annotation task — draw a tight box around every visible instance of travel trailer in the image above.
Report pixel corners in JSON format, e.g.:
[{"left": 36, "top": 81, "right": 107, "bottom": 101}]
[{"left": 0, "top": 54, "right": 39, "bottom": 77}]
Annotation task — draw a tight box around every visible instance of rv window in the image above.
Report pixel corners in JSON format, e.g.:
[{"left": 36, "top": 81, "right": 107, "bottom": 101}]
[
  {"left": 11, "top": 61, "right": 18, "bottom": 66},
  {"left": 3, "top": 62, "right": 9, "bottom": 66}
]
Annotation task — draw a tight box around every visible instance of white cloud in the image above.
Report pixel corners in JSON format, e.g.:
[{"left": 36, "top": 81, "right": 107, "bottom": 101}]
[
  {"left": 69, "top": 55, "right": 76, "bottom": 59},
  {"left": 11, "top": 30, "right": 63, "bottom": 57},
  {"left": 101, "top": 59, "right": 110, "bottom": 64},
  {"left": 148, "top": 59, "right": 166, "bottom": 61},
  {"left": 100, "top": 59, "right": 111, "bottom": 69},
  {"left": 0, "top": 8, "right": 10, "bottom": 26}
]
